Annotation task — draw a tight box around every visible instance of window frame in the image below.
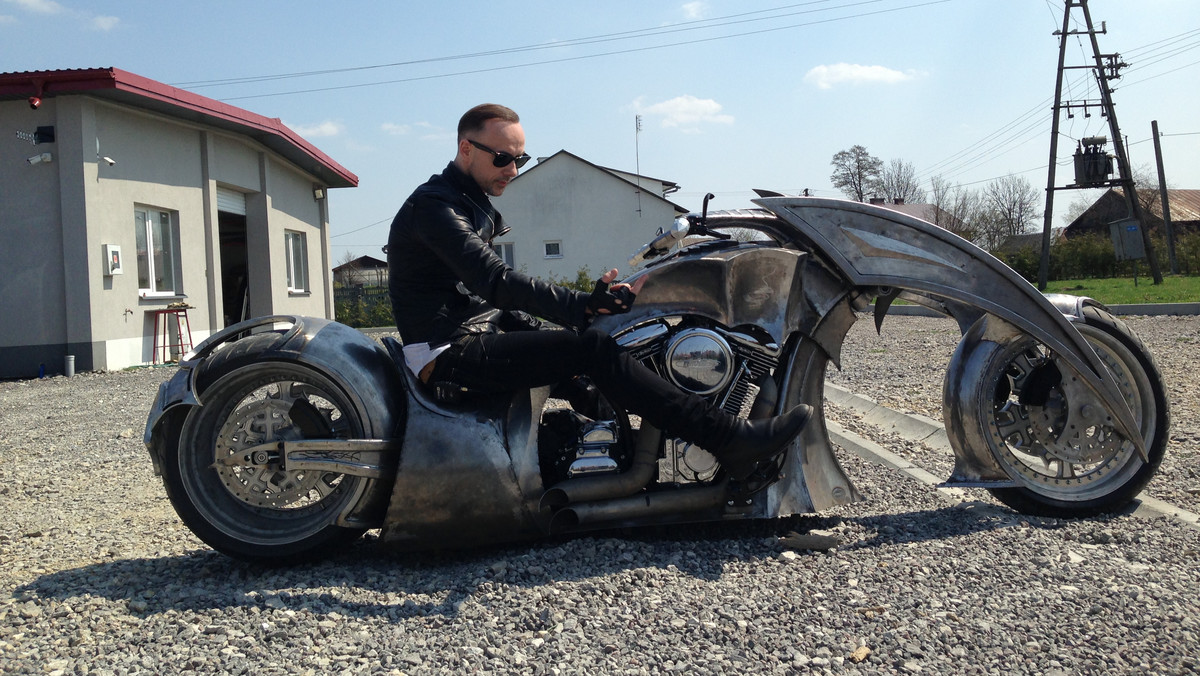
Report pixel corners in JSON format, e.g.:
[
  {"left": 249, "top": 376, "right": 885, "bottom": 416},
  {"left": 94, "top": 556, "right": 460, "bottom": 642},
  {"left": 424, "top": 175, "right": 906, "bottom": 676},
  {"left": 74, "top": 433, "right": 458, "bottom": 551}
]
[
  {"left": 543, "top": 240, "right": 563, "bottom": 259},
  {"left": 134, "top": 206, "right": 182, "bottom": 298},
  {"left": 284, "top": 229, "right": 310, "bottom": 294},
  {"left": 492, "top": 241, "right": 515, "bottom": 267}
]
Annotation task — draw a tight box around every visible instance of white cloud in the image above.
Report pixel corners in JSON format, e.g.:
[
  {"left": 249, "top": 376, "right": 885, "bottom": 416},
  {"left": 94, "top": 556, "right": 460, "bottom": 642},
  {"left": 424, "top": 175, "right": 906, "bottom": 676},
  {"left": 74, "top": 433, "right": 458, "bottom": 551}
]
[
  {"left": 384, "top": 121, "right": 450, "bottom": 142},
  {"left": 0, "top": 14, "right": 16, "bottom": 23},
  {"left": 287, "top": 120, "right": 345, "bottom": 138},
  {"left": 2, "top": 0, "right": 120, "bottom": 29},
  {"left": 634, "top": 94, "right": 734, "bottom": 133},
  {"left": 803, "top": 63, "right": 923, "bottom": 90},
  {"left": 90, "top": 14, "right": 117, "bottom": 30},
  {"left": 4, "top": 0, "right": 65, "bottom": 13},
  {"left": 681, "top": 1, "right": 706, "bottom": 20}
]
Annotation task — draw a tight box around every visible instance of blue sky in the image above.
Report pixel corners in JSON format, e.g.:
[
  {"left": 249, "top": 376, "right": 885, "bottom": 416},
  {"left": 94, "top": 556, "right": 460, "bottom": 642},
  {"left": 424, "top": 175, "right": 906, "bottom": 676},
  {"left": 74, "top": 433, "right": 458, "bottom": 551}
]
[{"left": 4, "top": 0, "right": 1198, "bottom": 263}]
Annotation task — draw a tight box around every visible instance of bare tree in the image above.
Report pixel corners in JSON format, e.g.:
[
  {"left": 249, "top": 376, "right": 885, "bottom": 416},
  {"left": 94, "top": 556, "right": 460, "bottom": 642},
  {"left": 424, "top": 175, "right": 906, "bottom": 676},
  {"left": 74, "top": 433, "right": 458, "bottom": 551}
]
[
  {"left": 1062, "top": 189, "right": 1106, "bottom": 225},
  {"left": 928, "top": 175, "right": 985, "bottom": 244},
  {"left": 336, "top": 251, "right": 366, "bottom": 287},
  {"left": 879, "top": 158, "right": 926, "bottom": 204},
  {"left": 829, "top": 145, "right": 883, "bottom": 202},
  {"left": 982, "top": 174, "right": 1041, "bottom": 251}
]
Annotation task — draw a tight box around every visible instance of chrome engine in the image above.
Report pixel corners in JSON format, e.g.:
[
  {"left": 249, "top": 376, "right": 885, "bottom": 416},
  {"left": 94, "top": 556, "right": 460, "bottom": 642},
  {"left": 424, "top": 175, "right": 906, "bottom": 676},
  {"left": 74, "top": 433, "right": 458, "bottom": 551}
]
[{"left": 538, "top": 319, "right": 781, "bottom": 487}]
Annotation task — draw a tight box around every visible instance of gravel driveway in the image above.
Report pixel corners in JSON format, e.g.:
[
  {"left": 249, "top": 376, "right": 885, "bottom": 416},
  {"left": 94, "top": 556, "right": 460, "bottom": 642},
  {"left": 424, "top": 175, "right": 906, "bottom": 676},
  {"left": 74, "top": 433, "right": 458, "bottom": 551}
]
[{"left": 2, "top": 315, "right": 1198, "bottom": 675}]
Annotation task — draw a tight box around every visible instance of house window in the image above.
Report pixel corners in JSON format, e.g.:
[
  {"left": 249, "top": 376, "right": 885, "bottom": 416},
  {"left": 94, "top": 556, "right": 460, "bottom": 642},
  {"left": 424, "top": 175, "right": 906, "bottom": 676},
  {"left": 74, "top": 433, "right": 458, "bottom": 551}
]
[
  {"left": 492, "top": 242, "right": 515, "bottom": 267},
  {"left": 285, "top": 230, "right": 309, "bottom": 293},
  {"left": 135, "top": 207, "right": 180, "bottom": 296},
  {"left": 544, "top": 241, "right": 562, "bottom": 258}
]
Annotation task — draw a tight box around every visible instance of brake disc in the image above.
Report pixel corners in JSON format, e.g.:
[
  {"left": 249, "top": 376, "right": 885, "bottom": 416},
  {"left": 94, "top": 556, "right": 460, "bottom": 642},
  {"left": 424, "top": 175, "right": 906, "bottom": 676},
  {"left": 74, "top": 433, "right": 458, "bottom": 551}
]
[
  {"left": 1017, "top": 356, "right": 1124, "bottom": 465},
  {"left": 213, "top": 382, "right": 341, "bottom": 509}
]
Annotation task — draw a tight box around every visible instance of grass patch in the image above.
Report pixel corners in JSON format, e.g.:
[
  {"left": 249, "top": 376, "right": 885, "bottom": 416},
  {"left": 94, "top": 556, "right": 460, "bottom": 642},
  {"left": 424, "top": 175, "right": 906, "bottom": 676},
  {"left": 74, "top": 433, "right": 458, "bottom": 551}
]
[{"left": 1041, "top": 275, "right": 1200, "bottom": 305}]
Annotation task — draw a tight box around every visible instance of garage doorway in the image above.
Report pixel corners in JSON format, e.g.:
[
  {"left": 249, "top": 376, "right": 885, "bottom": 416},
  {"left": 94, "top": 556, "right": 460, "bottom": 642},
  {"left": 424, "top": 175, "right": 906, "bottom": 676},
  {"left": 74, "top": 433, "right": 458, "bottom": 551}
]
[{"left": 216, "top": 187, "right": 249, "bottom": 328}]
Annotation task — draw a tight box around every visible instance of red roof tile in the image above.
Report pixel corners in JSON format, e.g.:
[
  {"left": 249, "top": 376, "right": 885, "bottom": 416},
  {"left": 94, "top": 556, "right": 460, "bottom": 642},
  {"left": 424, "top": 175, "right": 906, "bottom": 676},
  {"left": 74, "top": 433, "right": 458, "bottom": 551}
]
[{"left": 0, "top": 67, "right": 357, "bottom": 187}]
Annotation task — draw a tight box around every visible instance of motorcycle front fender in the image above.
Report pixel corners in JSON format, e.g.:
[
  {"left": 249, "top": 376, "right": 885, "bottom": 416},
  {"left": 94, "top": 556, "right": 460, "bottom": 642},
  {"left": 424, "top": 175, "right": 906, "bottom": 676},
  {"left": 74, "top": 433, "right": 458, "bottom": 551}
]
[{"left": 755, "top": 197, "right": 1145, "bottom": 459}]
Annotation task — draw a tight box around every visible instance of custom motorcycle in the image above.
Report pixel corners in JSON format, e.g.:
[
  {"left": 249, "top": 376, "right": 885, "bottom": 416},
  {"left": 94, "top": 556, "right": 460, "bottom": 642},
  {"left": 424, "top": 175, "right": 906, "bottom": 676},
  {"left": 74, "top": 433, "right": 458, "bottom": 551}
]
[{"left": 144, "top": 195, "right": 1169, "bottom": 562}]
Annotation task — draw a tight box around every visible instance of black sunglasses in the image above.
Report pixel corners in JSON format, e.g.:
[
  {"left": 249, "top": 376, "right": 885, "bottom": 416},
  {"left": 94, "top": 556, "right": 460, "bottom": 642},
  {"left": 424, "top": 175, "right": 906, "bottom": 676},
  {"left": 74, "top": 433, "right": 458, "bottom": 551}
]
[{"left": 468, "top": 139, "right": 531, "bottom": 169}]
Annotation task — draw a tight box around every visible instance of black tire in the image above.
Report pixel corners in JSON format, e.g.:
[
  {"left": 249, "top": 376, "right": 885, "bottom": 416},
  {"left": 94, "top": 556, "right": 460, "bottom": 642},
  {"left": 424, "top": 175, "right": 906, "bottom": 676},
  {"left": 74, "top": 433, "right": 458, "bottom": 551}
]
[
  {"left": 163, "top": 360, "right": 371, "bottom": 563},
  {"left": 969, "top": 307, "right": 1169, "bottom": 516}
]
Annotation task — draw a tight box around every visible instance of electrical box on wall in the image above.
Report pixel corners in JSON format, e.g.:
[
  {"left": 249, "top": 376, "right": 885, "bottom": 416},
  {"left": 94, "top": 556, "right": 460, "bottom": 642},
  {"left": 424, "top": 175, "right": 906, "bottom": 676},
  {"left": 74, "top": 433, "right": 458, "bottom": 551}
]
[{"left": 103, "top": 244, "right": 123, "bottom": 276}]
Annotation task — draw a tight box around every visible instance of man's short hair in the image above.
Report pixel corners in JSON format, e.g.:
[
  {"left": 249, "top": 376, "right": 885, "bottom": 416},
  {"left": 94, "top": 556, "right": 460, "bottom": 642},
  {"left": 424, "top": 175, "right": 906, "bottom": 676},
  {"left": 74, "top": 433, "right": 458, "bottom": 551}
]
[{"left": 458, "top": 104, "right": 520, "bottom": 140}]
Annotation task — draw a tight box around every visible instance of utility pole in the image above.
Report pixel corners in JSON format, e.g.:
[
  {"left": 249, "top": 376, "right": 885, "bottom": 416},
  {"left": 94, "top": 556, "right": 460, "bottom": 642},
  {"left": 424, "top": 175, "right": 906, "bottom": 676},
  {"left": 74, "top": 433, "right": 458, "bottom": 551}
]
[
  {"left": 634, "top": 114, "right": 643, "bottom": 217},
  {"left": 1151, "top": 120, "right": 1179, "bottom": 274},
  {"left": 1038, "top": 0, "right": 1162, "bottom": 288},
  {"left": 1038, "top": 4, "right": 1072, "bottom": 291}
]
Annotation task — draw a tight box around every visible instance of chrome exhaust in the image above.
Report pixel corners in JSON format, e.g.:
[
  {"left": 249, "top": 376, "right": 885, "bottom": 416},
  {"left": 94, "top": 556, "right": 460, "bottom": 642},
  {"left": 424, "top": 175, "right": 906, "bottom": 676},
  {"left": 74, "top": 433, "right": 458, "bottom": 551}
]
[
  {"left": 547, "top": 481, "right": 729, "bottom": 534},
  {"left": 539, "top": 425, "right": 663, "bottom": 510}
]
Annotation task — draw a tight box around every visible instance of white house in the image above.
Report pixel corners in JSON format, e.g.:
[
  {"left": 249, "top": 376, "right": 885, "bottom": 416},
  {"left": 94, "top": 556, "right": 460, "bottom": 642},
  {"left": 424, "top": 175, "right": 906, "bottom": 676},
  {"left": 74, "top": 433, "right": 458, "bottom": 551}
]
[
  {"left": 490, "top": 150, "right": 687, "bottom": 282},
  {"left": 0, "top": 68, "right": 356, "bottom": 378}
]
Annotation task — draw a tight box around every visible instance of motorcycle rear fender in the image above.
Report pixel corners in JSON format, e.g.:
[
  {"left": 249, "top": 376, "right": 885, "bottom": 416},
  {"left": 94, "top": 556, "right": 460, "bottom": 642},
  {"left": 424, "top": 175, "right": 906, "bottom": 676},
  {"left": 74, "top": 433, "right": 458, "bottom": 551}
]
[
  {"left": 754, "top": 197, "right": 1145, "bottom": 459},
  {"left": 143, "top": 316, "right": 407, "bottom": 479}
]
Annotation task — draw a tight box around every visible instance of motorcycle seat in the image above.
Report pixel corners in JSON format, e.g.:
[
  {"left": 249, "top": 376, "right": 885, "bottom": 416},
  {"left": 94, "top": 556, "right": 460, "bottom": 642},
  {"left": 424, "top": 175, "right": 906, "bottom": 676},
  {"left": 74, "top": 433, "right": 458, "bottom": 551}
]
[{"left": 380, "top": 336, "right": 513, "bottom": 418}]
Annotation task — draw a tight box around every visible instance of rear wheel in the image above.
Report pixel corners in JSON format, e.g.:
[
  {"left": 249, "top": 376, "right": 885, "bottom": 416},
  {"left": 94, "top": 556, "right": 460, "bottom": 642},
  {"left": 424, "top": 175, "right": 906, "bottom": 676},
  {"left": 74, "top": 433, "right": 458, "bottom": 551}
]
[
  {"left": 960, "top": 307, "right": 1168, "bottom": 516},
  {"left": 163, "top": 361, "right": 372, "bottom": 562}
]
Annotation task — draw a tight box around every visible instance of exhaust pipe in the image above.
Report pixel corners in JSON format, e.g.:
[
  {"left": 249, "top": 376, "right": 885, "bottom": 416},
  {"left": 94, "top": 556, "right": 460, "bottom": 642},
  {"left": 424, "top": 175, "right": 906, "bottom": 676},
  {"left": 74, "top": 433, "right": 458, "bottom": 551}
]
[
  {"left": 547, "top": 481, "right": 729, "bottom": 534},
  {"left": 540, "top": 425, "right": 664, "bottom": 510}
]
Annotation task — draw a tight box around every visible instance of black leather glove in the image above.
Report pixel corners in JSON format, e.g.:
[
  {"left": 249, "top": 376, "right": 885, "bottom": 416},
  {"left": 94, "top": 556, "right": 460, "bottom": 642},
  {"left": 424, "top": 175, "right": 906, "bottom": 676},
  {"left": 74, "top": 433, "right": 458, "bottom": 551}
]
[{"left": 587, "top": 277, "right": 637, "bottom": 315}]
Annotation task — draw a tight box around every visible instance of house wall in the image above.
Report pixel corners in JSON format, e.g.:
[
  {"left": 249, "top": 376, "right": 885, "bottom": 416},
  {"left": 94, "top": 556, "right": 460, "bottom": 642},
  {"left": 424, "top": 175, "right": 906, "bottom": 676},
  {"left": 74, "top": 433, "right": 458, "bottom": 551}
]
[
  {"left": 264, "top": 158, "right": 331, "bottom": 318},
  {"left": 491, "top": 155, "right": 674, "bottom": 282},
  {"left": 0, "top": 95, "right": 336, "bottom": 378},
  {"left": 0, "top": 98, "right": 70, "bottom": 376},
  {"left": 84, "top": 100, "right": 209, "bottom": 371}
]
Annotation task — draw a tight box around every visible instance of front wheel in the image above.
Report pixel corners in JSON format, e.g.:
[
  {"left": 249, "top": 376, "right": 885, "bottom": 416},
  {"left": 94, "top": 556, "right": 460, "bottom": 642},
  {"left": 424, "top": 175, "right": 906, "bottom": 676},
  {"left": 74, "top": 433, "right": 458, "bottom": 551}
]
[
  {"left": 950, "top": 306, "right": 1169, "bottom": 517},
  {"left": 163, "top": 360, "right": 374, "bottom": 562}
]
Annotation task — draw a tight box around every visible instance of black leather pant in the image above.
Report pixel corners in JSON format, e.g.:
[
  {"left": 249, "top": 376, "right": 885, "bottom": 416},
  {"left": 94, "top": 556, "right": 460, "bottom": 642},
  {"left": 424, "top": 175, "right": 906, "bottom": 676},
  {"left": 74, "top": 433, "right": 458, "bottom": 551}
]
[{"left": 428, "top": 328, "right": 735, "bottom": 448}]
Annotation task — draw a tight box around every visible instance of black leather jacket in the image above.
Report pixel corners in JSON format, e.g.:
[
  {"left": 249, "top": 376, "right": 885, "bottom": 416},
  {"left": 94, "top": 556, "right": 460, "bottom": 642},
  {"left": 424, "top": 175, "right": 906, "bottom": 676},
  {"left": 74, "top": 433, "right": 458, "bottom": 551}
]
[{"left": 387, "top": 162, "right": 591, "bottom": 346}]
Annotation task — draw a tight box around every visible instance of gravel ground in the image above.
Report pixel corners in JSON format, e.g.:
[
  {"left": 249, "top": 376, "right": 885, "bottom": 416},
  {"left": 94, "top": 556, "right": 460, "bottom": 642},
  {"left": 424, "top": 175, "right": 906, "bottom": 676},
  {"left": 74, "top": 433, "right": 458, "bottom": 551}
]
[{"left": 2, "top": 315, "right": 1199, "bottom": 675}]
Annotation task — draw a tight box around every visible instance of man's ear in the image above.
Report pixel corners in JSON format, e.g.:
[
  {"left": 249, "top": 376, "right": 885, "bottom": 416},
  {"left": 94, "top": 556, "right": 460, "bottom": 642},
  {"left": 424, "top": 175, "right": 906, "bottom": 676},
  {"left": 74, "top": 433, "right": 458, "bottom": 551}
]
[{"left": 456, "top": 138, "right": 472, "bottom": 161}]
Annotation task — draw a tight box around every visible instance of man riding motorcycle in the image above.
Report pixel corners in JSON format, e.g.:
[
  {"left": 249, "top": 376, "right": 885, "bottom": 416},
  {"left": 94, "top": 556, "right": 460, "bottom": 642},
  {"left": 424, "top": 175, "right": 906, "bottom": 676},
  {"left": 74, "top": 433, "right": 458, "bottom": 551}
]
[{"left": 385, "top": 103, "right": 811, "bottom": 480}]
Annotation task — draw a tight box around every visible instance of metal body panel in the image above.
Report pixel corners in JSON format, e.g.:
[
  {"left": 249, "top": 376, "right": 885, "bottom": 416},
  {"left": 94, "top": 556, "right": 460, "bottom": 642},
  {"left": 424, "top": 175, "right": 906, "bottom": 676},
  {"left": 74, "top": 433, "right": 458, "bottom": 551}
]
[
  {"left": 378, "top": 382, "right": 549, "bottom": 547},
  {"left": 756, "top": 197, "right": 1144, "bottom": 458},
  {"left": 596, "top": 244, "right": 862, "bottom": 516},
  {"left": 943, "top": 315, "right": 1028, "bottom": 483},
  {"left": 593, "top": 245, "right": 808, "bottom": 344}
]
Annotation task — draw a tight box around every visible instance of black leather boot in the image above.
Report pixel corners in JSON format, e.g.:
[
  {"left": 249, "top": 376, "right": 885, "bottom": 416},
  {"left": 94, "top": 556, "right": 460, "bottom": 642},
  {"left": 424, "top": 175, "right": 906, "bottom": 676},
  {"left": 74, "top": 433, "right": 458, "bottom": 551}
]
[{"left": 711, "top": 404, "right": 813, "bottom": 480}]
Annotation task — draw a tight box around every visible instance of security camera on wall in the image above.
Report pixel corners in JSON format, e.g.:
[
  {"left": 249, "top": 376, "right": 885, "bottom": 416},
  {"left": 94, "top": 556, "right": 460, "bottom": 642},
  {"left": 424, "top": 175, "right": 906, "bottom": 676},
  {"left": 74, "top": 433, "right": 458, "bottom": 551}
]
[{"left": 26, "top": 152, "right": 52, "bottom": 165}]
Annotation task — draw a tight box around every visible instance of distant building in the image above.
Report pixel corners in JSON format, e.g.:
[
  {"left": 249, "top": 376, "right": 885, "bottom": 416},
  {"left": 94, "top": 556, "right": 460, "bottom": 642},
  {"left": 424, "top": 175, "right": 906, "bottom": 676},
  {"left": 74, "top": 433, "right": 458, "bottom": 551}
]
[
  {"left": 1063, "top": 188, "right": 1200, "bottom": 239},
  {"left": 334, "top": 255, "right": 389, "bottom": 288},
  {"left": 0, "top": 68, "right": 356, "bottom": 378},
  {"left": 491, "top": 150, "right": 688, "bottom": 281}
]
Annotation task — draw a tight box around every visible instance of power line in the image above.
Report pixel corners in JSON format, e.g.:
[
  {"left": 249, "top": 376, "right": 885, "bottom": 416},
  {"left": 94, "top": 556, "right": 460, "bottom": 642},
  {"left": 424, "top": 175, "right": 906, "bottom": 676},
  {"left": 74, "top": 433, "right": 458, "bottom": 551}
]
[
  {"left": 208, "top": 0, "right": 954, "bottom": 101},
  {"left": 175, "top": 1, "right": 866, "bottom": 89},
  {"left": 915, "top": 13, "right": 1200, "bottom": 190}
]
